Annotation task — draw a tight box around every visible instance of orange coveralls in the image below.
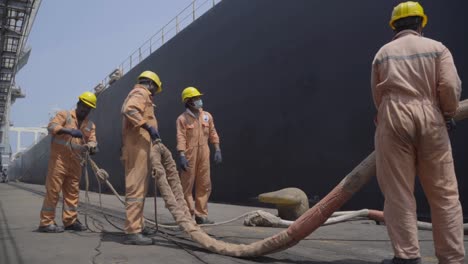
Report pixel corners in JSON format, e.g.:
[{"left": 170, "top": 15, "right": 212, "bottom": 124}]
[
  {"left": 121, "top": 84, "right": 157, "bottom": 234},
  {"left": 372, "top": 30, "right": 464, "bottom": 263},
  {"left": 40, "top": 110, "right": 96, "bottom": 227},
  {"left": 176, "top": 109, "right": 219, "bottom": 217}
]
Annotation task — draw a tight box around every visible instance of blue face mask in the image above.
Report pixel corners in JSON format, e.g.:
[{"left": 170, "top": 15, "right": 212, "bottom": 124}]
[{"left": 193, "top": 99, "right": 203, "bottom": 109}]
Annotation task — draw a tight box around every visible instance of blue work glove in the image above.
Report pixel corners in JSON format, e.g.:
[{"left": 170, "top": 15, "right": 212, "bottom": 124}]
[
  {"left": 69, "top": 129, "right": 83, "bottom": 138},
  {"left": 446, "top": 118, "right": 456, "bottom": 132},
  {"left": 179, "top": 154, "right": 189, "bottom": 171},
  {"left": 142, "top": 124, "right": 160, "bottom": 141},
  {"left": 214, "top": 150, "right": 222, "bottom": 164}
]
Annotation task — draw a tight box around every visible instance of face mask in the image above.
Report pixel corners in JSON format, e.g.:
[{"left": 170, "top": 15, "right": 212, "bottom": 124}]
[{"left": 193, "top": 99, "right": 203, "bottom": 109}]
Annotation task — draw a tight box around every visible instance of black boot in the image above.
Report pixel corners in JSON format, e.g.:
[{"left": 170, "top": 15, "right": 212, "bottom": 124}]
[
  {"left": 141, "top": 226, "right": 156, "bottom": 236},
  {"left": 381, "top": 257, "right": 422, "bottom": 264},
  {"left": 38, "top": 224, "right": 64, "bottom": 233},
  {"left": 124, "top": 233, "right": 153, "bottom": 245},
  {"left": 195, "top": 216, "right": 214, "bottom": 224},
  {"left": 64, "top": 220, "right": 87, "bottom": 231}
]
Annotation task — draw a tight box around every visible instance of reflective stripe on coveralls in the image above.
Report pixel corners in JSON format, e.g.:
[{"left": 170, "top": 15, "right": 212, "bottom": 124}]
[
  {"left": 51, "top": 138, "right": 86, "bottom": 151},
  {"left": 40, "top": 110, "right": 96, "bottom": 227},
  {"left": 176, "top": 109, "right": 219, "bottom": 217},
  {"left": 371, "top": 30, "right": 465, "bottom": 263},
  {"left": 121, "top": 84, "right": 157, "bottom": 234}
]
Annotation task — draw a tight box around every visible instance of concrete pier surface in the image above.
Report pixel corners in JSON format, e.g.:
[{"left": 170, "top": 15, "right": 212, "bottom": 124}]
[{"left": 0, "top": 182, "right": 466, "bottom": 264}]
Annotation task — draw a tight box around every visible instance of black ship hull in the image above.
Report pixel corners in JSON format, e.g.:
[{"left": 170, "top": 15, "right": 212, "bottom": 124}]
[{"left": 10, "top": 0, "right": 468, "bottom": 220}]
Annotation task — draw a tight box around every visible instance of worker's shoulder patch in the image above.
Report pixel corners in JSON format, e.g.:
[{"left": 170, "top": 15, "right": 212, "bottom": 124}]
[{"left": 203, "top": 113, "right": 210, "bottom": 122}]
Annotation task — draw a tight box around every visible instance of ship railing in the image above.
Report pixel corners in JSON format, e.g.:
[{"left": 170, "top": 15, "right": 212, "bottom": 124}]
[{"left": 95, "top": 0, "right": 222, "bottom": 94}]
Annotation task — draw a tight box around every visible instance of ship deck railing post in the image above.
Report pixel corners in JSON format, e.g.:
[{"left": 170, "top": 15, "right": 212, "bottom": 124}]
[
  {"left": 192, "top": 1, "right": 196, "bottom": 22},
  {"left": 162, "top": 27, "right": 165, "bottom": 45}
]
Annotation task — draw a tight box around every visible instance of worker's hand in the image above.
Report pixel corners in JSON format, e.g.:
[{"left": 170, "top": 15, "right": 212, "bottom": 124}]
[
  {"left": 96, "top": 168, "right": 109, "bottom": 182},
  {"left": 86, "top": 142, "right": 98, "bottom": 155},
  {"left": 69, "top": 129, "right": 83, "bottom": 138},
  {"left": 214, "top": 150, "right": 222, "bottom": 164},
  {"left": 142, "top": 124, "right": 160, "bottom": 141},
  {"left": 148, "top": 127, "right": 161, "bottom": 141},
  {"left": 446, "top": 118, "right": 456, "bottom": 131},
  {"left": 179, "top": 154, "right": 189, "bottom": 171}
]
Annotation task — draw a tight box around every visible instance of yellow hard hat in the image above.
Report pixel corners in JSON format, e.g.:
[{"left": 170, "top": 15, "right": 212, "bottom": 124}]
[
  {"left": 181, "top": 87, "right": 202, "bottom": 102},
  {"left": 78, "top": 91, "right": 97, "bottom": 108},
  {"left": 389, "top": 1, "right": 427, "bottom": 30},
  {"left": 138, "top": 71, "right": 162, "bottom": 94}
]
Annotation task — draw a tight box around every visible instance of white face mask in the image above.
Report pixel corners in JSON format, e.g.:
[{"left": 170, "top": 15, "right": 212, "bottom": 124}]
[{"left": 193, "top": 99, "right": 203, "bottom": 109}]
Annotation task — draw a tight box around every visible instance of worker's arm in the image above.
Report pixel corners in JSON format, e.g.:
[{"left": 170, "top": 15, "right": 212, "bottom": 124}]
[
  {"left": 47, "top": 111, "right": 83, "bottom": 138},
  {"left": 47, "top": 111, "right": 67, "bottom": 135},
  {"left": 438, "top": 47, "right": 462, "bottom": 118},
  {"left": 208, "top": 113, "right": 222, "bottom": 164},
  {"left": 176, "top": 116, "right": 190, "bottom": 170},
  {"left": 87, "top": 122, "right": 97, "bottom": 144},
  {"left": 85, "top": 122, "right": 98, "bottom": 154},
  {"left": 370, "top": 60, "right": 382, "bottom": 110},
  {"left": 213, "top": 143, "right": 221, "bottom": 152},
  {"left": 176, "top": 116, "right": 187, "bottom": 153},
  {"left": 208, "top": 113, "right": 220, "bottom": 150},
  {"left": 122, "top": 91, "right": 148, "bottom": 127}
]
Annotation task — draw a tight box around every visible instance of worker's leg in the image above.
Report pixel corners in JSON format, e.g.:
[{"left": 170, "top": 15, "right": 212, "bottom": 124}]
[
  {"left": 180, "top": 147, "right": 197, "bottom": 216},
  {"left": 62, "top": 164, "right": 82, "bottom": 227},
  {"left": 40, "top": 155, "right": 65, "bottom": 227},
  {"left": 417, "top": 109, "right": 465, "bottom": 264},
  {"left": 375, "top": 102, "right": 420, "bottom": 259},
  {"left": 157, "top": 144, "right": 191, "bottom": 216},
  {"left": 194, "top": 145, "right": 211, "bottom": 218},
  {"left": 123, "top": 138, "right": 150, "bottom": 234}
]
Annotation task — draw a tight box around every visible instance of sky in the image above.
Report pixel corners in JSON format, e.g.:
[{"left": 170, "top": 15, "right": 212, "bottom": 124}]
[{"left": 9, "top": 0, "right": 195, "bottom": 153}]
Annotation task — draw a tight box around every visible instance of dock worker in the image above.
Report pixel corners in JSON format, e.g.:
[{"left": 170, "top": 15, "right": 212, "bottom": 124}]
[
  {"left": 177, "top": 87, "right": 222, "bottom": 225},
  {"left": 371, "top": 2, "right": 465, "bottom": 264},
  {"left": 121, "top": 70, "right": 162, "bottom": 245},
  {"left": 38, "top": 92, "right": 98, "bottom": 233}
]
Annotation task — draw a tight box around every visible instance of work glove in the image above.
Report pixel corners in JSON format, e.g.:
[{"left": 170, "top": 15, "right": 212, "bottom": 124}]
[
  {"left": 142, "top": 124, "right": 160, "bottom": 141},
  {"left": 179, "top": 154, "right": 189, "bottom": 171},
  {"left": 214, "top": 149, "right": 222, "bottom": 164},
  {"left": 69, "top": 129, "right": 83, "bottom": 138},
  {"left": 446, "top": 118, "right": 456, "bottom": 132}
]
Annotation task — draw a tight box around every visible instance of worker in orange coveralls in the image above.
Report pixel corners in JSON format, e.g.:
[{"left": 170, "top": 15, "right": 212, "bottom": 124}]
[
  {"left": 38, "top": 92, "right": 98, "bottom": 233},
  {"left": 177, "top": 87, "right": 222, "bottom": 225},
  {"left": 372, "top": 2, "right": 465, "bottom": 264},
  {"left": 121, "top": 70, "right": 162, "bottom": 245}
]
